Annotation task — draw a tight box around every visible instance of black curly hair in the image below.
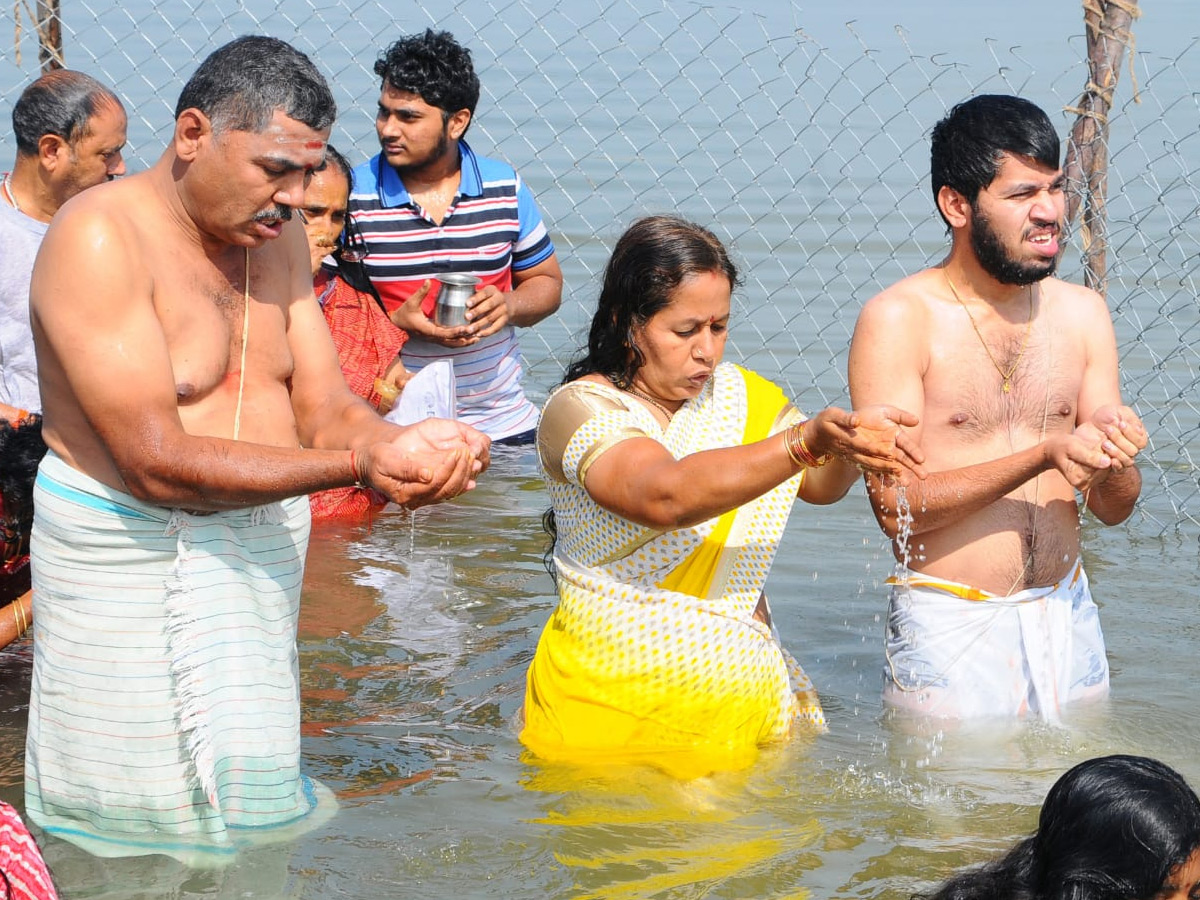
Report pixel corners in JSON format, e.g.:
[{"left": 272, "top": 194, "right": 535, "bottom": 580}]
[
  {"left": 914, "top": 755, "right": 1200, "bottom": 900},
  {"left": 930, "top": 94, "right": 1059, "bottom": 228},
  {"left": 374, "top": 29, "right": 480, "bottom": 131}
]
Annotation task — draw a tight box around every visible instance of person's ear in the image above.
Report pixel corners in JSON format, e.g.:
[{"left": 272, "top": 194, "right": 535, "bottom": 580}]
[
  {"left": 937, "top": 185, "right": 971, "bottom": 230},
  {"left": 447, "top": 109, "right": 471, "bottom": 142},
  {"left": 173, "top": 108, "right": 212, "bottom": 162},
  {"left": 37, "top": 133, "right": 70, "bottom": 173}
]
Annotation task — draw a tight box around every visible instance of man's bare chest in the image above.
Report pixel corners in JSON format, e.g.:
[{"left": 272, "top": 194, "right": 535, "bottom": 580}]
[
  {"left": 153, "top": 260, "right": 290, "bottom": 404},
  {"left": 924, "top": 334, "right": 1083, "bottom": 439}
]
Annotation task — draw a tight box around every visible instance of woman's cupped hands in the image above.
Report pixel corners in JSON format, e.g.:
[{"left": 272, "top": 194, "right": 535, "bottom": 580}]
[{"left": 809, "top": 405, "right": 927, "bottom": 483}]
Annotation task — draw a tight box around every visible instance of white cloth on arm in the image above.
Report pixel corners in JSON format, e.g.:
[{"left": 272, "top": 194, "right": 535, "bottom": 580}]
[
  {"left": 383, "top": 359, "right": 456, "bottom": 425},
  {"left": 25, "top": 451, "right": 335, "bottom": 863},
  {"left": 881, "top": 560, "right": 1110, "bottom": 722}
]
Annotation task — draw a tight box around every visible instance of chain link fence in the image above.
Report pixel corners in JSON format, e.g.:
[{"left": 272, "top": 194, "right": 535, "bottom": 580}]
[{"left": 2, "top": 0, "right": 1197, "bottom": 541}]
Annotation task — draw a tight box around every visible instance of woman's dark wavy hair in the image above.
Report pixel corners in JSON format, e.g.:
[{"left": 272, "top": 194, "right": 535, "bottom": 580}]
[
  {"left": 562, "top": 214, "right": 740, "bottom": 389},
  {"left": 915, "top": 755, "right": 1200, "bottom": 900},
  {"left": 541, "top": 215, "right": 740, "bottom": 579},
  {"left": 1, "top": 415, "right": 47, "bottom": 605},
  {"left": 317, "top": 142, "right": 352, "bottom": 183},
  {"left": 0, "top": 415, "right": 46, "bottom": 537}
]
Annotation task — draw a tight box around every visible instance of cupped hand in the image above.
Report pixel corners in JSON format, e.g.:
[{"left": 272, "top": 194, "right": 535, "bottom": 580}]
[
  {"left": 390, "top": 418, "right": 491, "bottom": 474},
  {"left": 1047, "top": 425, "right": 1113, "bottom": 492},
  {"left": 1088, "top": 404, "right": 1147, "bottom": 470},
  {"left": 464, "top": 286, "right": 510, "bottom": 338},
  {"left": 356, "top": 420, "right": 490, "bottom": 509},
  {"left": 812, "top": 404, "right": 926, "bottom": 481},
  {"left": 388, "top": 280, "right": 477, "bottom": 346},
  {"left": 367, "top": 443, "right": 479, "bottom": 509}
]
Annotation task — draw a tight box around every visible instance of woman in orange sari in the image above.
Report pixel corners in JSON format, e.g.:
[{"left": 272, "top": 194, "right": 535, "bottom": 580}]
[{"left": 300, "top": 147, "right": 409, "bottom": 520}]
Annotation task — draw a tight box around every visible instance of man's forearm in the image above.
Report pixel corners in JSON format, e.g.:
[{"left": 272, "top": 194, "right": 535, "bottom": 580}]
[
  {"left": 301, "top": 391, "right": 400, "bottom": 453},
  {"left": 1085, "top": 463, "right": 1142, "bottom": 525},
  {"left": 867, "top": 444, "right": 1048, "bottom": 538},
  {"left": 117, "top": 436, "right": 359, "bottom": 511}
]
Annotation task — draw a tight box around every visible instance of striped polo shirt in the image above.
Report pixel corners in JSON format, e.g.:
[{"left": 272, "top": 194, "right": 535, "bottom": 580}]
[{"left": 348, "top": 141, "right": 556, "bottom": 440}]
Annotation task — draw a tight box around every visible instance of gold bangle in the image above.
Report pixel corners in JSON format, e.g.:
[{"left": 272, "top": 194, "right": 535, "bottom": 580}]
[
  {"left": 785, "top": 420, "right": 832, "bottom": 468},
  {"left": 797, "top": 425, "right": 832, "bottom": 467},
  {"left": 783, "top": 422, "right": 807, "bottom": 468}
]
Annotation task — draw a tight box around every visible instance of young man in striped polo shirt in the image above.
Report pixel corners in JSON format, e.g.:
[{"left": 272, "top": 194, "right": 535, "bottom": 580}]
[{"left": 349, "top": 29, "right": 564, "bottom": 444}]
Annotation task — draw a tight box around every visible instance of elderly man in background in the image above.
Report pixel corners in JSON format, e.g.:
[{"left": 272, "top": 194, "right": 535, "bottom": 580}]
[
  {"left": 1, "top": 69, "right": 126, "bottom": 423},
  {"left": 26, "top": 36, "right": 488, "bottom": 860},
  {"left": 0, "top": 69, "right": 126, "bottom": 643}
]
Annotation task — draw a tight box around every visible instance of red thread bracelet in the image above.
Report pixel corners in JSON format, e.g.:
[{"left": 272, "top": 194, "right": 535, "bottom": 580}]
[{"left": 349, "top": 449, "right": 365, "bottom": 488}]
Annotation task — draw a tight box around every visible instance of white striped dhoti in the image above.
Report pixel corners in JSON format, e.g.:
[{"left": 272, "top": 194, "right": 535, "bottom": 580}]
[{"left": 25, "top": 451, "right": 334, "bottom": 862}]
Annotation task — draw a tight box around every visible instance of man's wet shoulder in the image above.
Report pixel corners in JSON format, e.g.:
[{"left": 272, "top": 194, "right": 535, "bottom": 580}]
[{"left": 49, "top": 175, "right": 147, "bottom": 241}]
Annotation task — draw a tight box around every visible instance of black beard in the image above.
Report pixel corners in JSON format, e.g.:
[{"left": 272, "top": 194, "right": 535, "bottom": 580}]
[
  {"left": 390, "top": 128, "right": 451, "bottom": 177},
  {"left": 969, "top": 207, "right": 1058, "bottom": 286}
]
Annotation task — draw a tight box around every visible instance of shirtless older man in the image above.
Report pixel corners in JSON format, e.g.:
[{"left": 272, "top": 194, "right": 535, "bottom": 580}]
[
  {"left": 25, "top": 36, "right": 488, "bottom": 860},
  {"left": 848, "top": 94, "right": 1146, "bottom": 722}
]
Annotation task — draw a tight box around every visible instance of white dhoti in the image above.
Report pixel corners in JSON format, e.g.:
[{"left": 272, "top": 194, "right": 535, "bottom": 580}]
[
  {"left": 25, "top": 451, "right": 334, "bottom": 863},
  {"left": 881, "top": 560, "right": 1110, "bottom": 722}
]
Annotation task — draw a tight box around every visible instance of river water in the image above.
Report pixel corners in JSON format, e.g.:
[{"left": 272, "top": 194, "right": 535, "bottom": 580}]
[{"left": 1, "top": 0, "right": 1198, "bottom": 897}]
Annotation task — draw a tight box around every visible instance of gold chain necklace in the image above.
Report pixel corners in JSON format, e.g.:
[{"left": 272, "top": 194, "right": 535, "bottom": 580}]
[
  {"left": 1, "top": 174, "right": 20, "bottom": 212},
  {"left": 622, "top": 384, "right": 677, "bottom": 422},
  {"left": 944, "top": 269, "right": 1034, "bottom": 394}
]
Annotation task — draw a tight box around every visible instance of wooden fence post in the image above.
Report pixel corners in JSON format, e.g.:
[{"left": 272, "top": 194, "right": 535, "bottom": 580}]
[
  {"left": 35, "top": 0, "right": 64, "bottom": 71},
  {"left": 1062, "top": 0, "right": 1140, "bottom": 298}
]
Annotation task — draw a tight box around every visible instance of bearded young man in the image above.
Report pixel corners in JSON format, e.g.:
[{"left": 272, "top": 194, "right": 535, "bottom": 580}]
[{"left": 847, "top": 94, "right": 1146, "bottom": 722}]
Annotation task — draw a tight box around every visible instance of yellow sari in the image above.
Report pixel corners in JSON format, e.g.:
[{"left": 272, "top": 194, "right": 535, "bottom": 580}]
[{"left": 521, "top": 363, "right": 825, "bottom": 777}]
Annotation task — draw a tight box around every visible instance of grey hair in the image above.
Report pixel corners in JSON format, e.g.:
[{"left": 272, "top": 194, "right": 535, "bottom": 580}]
[{"left": 174, "top": 35, "right": 335, "bottom": 134}]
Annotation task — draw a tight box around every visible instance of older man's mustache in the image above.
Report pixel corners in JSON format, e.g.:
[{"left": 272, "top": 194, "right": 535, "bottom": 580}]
[{"left": 253, "top": 206, "right": 294, "bottom": 224}]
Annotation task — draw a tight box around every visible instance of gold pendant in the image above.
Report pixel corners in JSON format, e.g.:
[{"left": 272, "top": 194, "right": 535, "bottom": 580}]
[{"left": 1002, "top": 380, "right": 1011, "bottom": 394}]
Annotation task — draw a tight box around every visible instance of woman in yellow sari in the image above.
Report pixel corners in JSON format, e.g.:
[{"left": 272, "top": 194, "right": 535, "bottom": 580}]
[{"left": 520, "top": 216, "right": 927, "bottom": 776}]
